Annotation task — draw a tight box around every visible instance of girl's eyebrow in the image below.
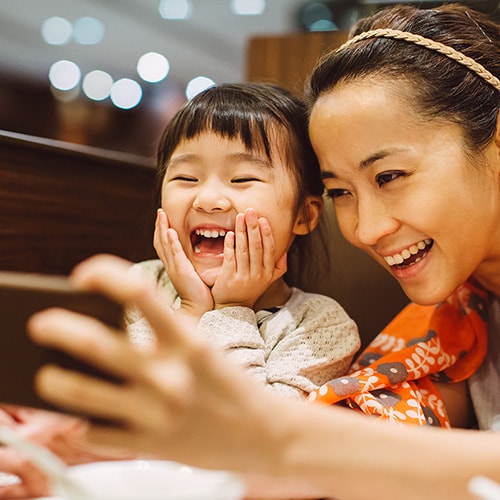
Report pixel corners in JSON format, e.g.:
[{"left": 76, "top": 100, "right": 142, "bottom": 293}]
[
  {"left": 167, "top": 153, "right": 198, "bottom": 168},
  {"left": 166, "top": 151, "right": 273, "bottom": 170},
  {"left": 226, "top": 152, "right": 273, "bottom": 168}
]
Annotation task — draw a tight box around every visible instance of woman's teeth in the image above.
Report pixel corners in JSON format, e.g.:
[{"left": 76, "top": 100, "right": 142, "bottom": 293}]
[{"left": 384, "top": 239, "right": 432, "bottom": 267}]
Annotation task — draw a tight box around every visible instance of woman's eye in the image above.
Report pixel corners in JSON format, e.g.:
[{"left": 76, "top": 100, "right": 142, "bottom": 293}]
[
  {"left": 376, "top": 171, "right": 404, "bottom": 187},
  {"left": 325, "top": 188, "right": 350, "bottom": 200}
]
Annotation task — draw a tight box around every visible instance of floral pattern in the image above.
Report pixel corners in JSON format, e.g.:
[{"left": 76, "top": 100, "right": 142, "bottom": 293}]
[{"left": 308, "top": 280, "right": 488, "bottom": 427}]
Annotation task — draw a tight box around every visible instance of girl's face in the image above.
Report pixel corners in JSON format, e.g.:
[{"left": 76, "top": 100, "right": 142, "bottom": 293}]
[
  {"left": 309, "top": 79, "right": 500, "bottom": 304},
  {"left": 161, "top": 131, "right": 315, "bottom": 286}
]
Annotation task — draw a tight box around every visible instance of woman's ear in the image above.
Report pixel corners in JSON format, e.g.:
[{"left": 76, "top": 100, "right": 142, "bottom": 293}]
[
  {"left": 292, "top": 195, "right": 324, "bottom": 236},
  {"left": 495, "top": 110, "right": 500, "bottom": 150}
]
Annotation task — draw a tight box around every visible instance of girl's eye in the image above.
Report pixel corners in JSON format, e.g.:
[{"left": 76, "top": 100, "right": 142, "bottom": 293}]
[
  {"left": 171, "top": 176, "right": 197, "bottom": 182},
  {"left": 325, "top": 188, "right": 351, "bottom": 200},
  {"left": 231, "top": 177, "right": 259, "bottom": 184},
  {"left": 376, "top": 171, "right": 404, "bottom": 187}
]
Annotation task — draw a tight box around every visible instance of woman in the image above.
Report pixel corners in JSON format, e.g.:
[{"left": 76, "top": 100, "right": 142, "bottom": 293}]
[{"left": 28, "top": 4, "right": 500, "bottom": 500}]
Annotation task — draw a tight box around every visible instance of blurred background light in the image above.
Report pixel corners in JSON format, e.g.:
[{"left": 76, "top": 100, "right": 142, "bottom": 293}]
[
  {"left": 300, "top": 1, "right": 337, "bottom": 31},
  {"left": 159, "top": 0, "right": 192, "bottom": 20},
  {"left": 73, "top": 16, "right": 105, "bottom": 45},
  {"left": 231, "top": 0, "right": 266, "bottom": 15},
  {"left": 185, "top": 76, "right": 215, "bottom": 100},
  {"left": 137, "top": 52, "right": 170, "bottom": 83},
  {"left": 41, "top": 16, "right": 73, "bottom": 45},
  {"left": 82, "top": 70, "right": 113, "bottom": 101},
  {"left": 48, "top": 60, "right": 81, "bottom": 91},
  {"left": 110, "top": 78, "right": 143, "bottom": 109}
]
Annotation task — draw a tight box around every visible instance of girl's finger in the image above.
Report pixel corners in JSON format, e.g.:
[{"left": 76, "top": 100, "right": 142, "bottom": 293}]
[
  {"left": 244, "top": 208, "right": 264, "bottom": 274},
  {"left": 153, "top": 209, "right": 166, "bottom": 262},
  {"left": 220, "top": 231, "right": 236, "bottom": 275},
  {"left": 234, "top": 212, "right": 249, "bottom": 274},
  {"left": 257, "top": 217, "right": 275, "bottom": 274}
]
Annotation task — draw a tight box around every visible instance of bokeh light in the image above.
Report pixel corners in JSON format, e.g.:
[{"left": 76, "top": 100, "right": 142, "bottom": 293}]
[
  {"left": 82, "top": 70, "right": 113, "bottom": 101},
  {"left": 41, "top": 16, "right": 73, "bottom": 45},
  {"left": 73, "top": 16, "right": 105, "bottom": 45},
  {"left": 110, "top": 78, "right": 143, "bottom": 109},
  {"left": 230, "top": 0, "right": 266, "bottom": 15},
  {"left": 48, "top": 60, "right": 81, "bottom": 91},
  {"left": 185, "top": 76, "right": 215, "bottom": 100},
  {"left": 159, "top": 0, "right": 192, "bottom": 20},
  {"left": 137, "top": 52, "right": 170, "bottom": 83}
]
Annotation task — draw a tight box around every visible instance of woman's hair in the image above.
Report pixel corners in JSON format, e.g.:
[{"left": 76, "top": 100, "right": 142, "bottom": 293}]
[
  {"left": 306, "top": 3, "right": 500, "bottom": 156},
  {"left": 156, "top": 82, "right": 328, "bottom": 288}
]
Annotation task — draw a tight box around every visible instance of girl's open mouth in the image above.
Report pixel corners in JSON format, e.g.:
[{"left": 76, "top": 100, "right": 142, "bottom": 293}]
[{"left": 191, "top": 228, "right": 227, "bottom": 256}]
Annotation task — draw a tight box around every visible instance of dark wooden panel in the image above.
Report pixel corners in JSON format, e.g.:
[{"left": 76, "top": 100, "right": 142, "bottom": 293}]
[
  {"left": 0, "top": 130, "right": 157, "bottom": 275},
  {"left": 246, "top": 31, "right": 348, "bottom": 96}
]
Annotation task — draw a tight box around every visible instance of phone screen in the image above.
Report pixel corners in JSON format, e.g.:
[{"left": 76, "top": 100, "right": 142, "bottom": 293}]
[{"left": 0, "top": 270, "right": 124, "bottom": 411}]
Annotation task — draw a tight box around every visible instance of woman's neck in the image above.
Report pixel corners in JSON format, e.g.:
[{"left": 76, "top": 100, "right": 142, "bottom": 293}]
[{"left": 472, "top": 263, "right": 500, "bottom": 297}]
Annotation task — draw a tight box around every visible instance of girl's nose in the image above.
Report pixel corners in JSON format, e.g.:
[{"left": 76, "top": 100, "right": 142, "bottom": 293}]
[{"left": 192, "top": 183, "right": 232, "bottom": 212}]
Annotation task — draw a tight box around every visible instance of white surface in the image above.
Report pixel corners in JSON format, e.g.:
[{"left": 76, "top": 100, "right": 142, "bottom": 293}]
[{"left": 59, "top": 459, "right": 244, "bottom": 500}]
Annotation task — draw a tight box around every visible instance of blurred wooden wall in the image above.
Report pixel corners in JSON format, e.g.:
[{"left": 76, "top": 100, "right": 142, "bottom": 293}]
[{"left": 246, "top": 31, "right": 348, "bottom": 96}]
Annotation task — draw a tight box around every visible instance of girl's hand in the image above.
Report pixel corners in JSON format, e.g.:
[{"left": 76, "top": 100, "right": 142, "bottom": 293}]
[
  {"left": 154, "top": 209, "right": 214, "bottom": 320},
  {"left": 211, "top": 208, "right": 287, "bottom": 309}
]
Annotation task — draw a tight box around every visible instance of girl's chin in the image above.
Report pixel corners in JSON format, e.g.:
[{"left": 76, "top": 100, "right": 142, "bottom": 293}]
[{"left": 197, "top": 268, "right": 221, "bottom": 288}]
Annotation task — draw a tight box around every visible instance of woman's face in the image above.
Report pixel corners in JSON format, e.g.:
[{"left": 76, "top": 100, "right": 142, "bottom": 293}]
[{"left": 309, "top": 78, "right": 500, "bottom": 304}]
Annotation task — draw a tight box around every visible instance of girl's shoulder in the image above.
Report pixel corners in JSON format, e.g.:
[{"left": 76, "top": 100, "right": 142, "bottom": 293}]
[{"left": 286, "top": 287, "right": 355, "bottom": 322}]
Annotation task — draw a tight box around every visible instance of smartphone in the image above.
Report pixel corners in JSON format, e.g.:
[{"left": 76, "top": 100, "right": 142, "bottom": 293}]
[{"left": 0, "top": 270, "right": 124, "bottom": 412}]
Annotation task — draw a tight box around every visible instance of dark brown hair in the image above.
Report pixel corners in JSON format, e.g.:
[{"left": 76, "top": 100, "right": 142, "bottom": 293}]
[
  {"left": 306, "top": 4, "right": 500, "bottom": 155},
  {"left": 156, "top": 82, "right": 328, "bottom": 288}
]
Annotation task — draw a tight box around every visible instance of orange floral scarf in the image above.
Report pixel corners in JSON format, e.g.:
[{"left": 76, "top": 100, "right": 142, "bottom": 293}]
[{"left": 308, "top": 280, "right": 488, "bottom": 427}]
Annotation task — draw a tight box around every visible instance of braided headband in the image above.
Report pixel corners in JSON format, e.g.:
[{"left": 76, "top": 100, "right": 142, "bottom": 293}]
[{"left": 338, "top": 28, "right": 500, "bottom": 93}]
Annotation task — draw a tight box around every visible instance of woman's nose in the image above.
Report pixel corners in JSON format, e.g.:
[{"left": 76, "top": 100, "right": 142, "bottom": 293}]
[
  {"left": 354, "top": 196, "right": 398, "bottom": 246},
  {"left": 192, "top": 183, "right": 232, "bottom": 212}
]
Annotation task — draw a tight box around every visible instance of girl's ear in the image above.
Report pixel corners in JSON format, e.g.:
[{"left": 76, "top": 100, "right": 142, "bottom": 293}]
[{"left": 292, "top": 195, "right": 324, "bottom": 236}]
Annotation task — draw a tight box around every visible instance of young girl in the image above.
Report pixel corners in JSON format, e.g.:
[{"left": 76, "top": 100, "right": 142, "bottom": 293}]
[{"left": 125, "top": 82, "right": 360, "bottom": 398}]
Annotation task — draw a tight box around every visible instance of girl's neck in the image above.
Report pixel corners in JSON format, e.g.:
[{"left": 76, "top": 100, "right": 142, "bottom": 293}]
[{"left": 253, "top": 278, "right": 292, "bottom": 312}]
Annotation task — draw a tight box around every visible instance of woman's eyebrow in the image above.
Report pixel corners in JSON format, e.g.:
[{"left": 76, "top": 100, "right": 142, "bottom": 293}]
[
  {"left": 321, "top": 171, "right": 336, "bottom": 180},
  {"left": 320, "top": 148, "right": 408, "bottom": 179}
]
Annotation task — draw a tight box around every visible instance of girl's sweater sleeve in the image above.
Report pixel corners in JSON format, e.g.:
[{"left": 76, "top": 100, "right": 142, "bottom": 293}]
[{"left": 197, "top": 289, "right": 360, "bottom": 399}]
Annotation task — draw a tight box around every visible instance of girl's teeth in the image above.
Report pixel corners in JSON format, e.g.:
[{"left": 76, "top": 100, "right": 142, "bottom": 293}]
[{"left": 195, "top": 229, "right": 227, "bottom": 238}]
